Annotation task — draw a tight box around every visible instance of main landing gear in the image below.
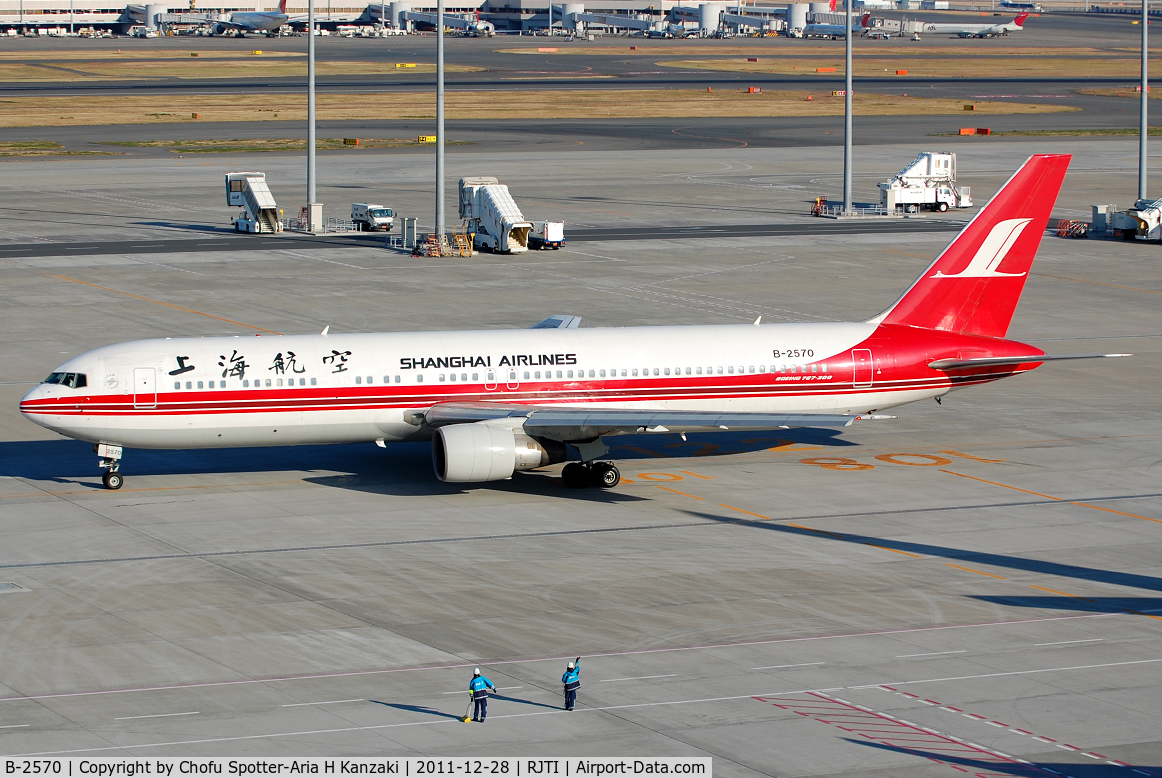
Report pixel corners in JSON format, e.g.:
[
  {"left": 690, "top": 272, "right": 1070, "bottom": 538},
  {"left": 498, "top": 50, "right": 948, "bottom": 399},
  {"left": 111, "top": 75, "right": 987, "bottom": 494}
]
[{"left": 562, "top": 461, "right": 621, "bottom": 489}]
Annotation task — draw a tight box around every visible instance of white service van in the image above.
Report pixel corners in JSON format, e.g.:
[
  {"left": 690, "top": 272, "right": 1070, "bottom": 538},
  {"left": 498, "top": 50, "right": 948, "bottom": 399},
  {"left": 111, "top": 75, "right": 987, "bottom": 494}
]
[{"left": 351, "top": 203, "right": 394, "bottom": 231}]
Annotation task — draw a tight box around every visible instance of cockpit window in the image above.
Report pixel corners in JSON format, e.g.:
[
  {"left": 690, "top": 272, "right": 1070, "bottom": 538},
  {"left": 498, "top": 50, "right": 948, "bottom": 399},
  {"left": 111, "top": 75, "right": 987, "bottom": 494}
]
[{"left": 42, "top": 372, "right": 86, "bottom": 389}]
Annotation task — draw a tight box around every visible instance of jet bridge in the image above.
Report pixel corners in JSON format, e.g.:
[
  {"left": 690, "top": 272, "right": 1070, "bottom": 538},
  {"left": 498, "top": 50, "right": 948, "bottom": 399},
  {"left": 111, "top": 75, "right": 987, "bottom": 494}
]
[{"left": 226, "top": 172, "right": 282, "bottom": 234}]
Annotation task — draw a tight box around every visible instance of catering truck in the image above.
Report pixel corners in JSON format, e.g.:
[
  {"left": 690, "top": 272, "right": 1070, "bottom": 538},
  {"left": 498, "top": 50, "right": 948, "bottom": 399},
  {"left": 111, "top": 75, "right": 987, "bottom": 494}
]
[{"left": 878, "top": 152, "right": 973, "bottom": 212}]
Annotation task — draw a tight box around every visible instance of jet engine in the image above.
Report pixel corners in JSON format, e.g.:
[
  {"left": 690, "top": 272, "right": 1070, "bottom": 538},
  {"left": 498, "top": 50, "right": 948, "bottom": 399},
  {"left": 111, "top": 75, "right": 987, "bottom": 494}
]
[{"left": 432, "top": 422, "right": 566, "bottom": 482}]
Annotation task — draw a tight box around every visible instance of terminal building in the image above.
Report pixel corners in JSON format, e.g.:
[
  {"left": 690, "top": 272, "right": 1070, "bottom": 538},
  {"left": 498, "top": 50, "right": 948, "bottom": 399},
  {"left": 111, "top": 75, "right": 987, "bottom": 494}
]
[{"left": 0, "top": 0, "right": 843, "bottom": 34}]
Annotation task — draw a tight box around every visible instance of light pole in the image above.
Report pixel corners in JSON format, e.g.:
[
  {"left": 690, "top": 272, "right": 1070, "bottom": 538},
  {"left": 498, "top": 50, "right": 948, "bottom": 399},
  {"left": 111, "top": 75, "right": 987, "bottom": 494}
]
[
  {"left": 307, "top": 0, "right": 320, "bottom": 231},
  {"left": 1139, "top": 0, "right": 1148, "bottom": 202},
  {"left": 436, "top": 0, "right": 445, "bottom": 246},
  {"left": 843, "top": 0, "right": 852, "bottom": 214}
]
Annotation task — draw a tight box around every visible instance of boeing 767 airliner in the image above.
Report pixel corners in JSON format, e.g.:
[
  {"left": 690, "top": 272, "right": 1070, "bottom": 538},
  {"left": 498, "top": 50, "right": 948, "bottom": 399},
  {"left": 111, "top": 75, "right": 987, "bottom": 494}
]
[{"left": 20, "top": 155, "right": 1127, "bottom": 490}]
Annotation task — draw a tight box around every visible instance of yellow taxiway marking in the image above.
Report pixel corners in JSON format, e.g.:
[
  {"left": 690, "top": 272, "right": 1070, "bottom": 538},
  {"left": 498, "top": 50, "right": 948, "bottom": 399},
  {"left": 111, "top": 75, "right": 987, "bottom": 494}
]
[
  {"left": 941, "top": 469, "right": 1161, "bottom": 524},
  {"left": 53, "top": 275, "right": 282, "bottom": 334},
  {"left": 655, "top": 485, "right": 704, "bottom": 500},
  {"left": 946, "top": 564, "right": 1007, "bottom": 580},
  {"left": 717, "top": 503, "right": 771, "bottom": 520}
]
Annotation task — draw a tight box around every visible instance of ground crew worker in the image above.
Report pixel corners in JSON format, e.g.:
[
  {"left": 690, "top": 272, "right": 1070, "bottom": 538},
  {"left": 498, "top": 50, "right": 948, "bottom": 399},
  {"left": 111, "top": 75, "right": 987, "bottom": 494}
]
[
  {"left": 561, "top": 657, "right": 581, "bottom": 711},
  {"left": 469, "top": 668, "right": 496, "bottom": 722}
]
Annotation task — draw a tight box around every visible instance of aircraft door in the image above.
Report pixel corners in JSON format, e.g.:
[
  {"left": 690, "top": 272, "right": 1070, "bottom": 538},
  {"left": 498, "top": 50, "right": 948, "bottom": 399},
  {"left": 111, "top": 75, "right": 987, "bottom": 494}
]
[
  {"left": 852, "top": 349, "right": 873, "bottom": 388},
  {"left": 485, "top": 369, "right": 497, "bottom": 391},
  {"left": 133, "top": 367, "right": 157, "bottom": 408},
  {"left": 505, "top": 368, "right": 520, "bottom": 391}
]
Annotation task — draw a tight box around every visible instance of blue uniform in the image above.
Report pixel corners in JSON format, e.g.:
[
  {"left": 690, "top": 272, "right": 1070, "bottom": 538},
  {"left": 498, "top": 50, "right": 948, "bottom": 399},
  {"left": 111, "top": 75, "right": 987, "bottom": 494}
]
[
  {"left": 469, "top": 675, "right": 496, "bottom": 721},
  {"left": 561, "top": 661, "right": 580, "bottom": 710}
]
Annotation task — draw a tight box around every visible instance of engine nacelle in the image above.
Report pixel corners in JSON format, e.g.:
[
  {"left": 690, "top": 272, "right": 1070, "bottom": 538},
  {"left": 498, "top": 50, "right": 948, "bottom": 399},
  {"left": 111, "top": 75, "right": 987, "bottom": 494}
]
[{"left": 432, "top": 422, "right": 566, "bottom": 482}]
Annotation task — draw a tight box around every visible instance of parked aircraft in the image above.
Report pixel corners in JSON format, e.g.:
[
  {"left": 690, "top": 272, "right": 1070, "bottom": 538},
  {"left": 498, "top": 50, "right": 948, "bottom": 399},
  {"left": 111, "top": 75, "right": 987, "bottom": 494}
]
[
  {"left": 803, "top": 12, "right": 871, "bottom": 38},
  {"left": 213, "top": 0, "right": 289, "bottom": 35},
  {"left": 21, "top": 155, "right": 1128, "bottom": 491},
  {"left": 922, "top": 12, "right": 1028, "bottom": 37}
]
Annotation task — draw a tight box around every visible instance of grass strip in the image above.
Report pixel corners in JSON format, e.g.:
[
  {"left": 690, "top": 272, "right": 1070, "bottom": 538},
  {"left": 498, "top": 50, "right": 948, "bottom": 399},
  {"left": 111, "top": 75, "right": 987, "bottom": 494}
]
[
  {"left": 0, "top": 89, "right": 1073, "bottom": 127},
  {"left": 95, "top": 138, "right": 472, "bottom": 153}
]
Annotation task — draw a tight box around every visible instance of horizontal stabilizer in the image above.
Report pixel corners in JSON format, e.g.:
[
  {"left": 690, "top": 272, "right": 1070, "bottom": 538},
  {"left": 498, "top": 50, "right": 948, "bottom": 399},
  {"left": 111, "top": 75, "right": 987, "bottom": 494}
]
[
  {"left": 929, "top": 353, "right": 1131, "bottom": 370},
  {"left": 530, "top": 315, "right": 581, "bottom": 329}
]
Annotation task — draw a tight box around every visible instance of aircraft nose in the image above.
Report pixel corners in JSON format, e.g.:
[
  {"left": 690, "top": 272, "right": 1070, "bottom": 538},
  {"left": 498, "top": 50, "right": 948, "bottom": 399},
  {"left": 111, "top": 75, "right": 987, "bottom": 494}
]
[{"left": 19, "top": 383, "right": 56, "bottom": 425}]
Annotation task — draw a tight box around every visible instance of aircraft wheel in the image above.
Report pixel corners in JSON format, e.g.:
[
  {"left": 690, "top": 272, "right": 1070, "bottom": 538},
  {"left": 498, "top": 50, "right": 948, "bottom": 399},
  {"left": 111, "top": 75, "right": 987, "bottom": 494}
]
[
  {"left": 102, "top": 471, "right": 123, "bottom": 490},
  {"left": 592, "top": 462, "right": 620, "bottom": 488},
  {"left": 562, "top": 462, "right": 590, "bottom": 489},
  {"left": 938, "top": 202, "right": 949, "bottom": 212}
]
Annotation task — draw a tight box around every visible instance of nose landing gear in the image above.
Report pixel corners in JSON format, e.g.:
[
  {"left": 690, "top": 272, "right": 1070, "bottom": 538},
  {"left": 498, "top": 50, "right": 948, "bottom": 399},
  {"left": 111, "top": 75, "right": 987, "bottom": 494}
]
[
  {"left": 95, "top": 442, "right": 124, "bottom": 490},
  {"left": 562, "top": 461, "right": 621, "bottom": 489}
]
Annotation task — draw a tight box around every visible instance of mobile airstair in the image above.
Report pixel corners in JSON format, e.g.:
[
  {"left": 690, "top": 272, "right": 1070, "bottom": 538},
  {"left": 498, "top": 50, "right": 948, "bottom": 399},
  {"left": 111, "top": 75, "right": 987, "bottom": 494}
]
[{"left": 226, "top": 172, "right": 283, "bottom": 233}]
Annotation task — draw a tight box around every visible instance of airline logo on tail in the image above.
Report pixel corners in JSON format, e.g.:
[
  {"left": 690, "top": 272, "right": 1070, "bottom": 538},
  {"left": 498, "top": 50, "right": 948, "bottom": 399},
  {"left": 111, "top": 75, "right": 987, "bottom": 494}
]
[
  {"left": 1014, "top": 12, "right": 1028, "bottom": 25},
  {"left": 932, "top": 218, "right": 1031, "bottom": 279}
]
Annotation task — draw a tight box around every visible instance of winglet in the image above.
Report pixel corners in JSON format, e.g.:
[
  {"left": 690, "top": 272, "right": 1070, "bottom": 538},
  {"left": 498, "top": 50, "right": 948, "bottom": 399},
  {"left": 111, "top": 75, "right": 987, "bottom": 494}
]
[{"left": 321, "top": 325, "right": 329, "bottom": 336}]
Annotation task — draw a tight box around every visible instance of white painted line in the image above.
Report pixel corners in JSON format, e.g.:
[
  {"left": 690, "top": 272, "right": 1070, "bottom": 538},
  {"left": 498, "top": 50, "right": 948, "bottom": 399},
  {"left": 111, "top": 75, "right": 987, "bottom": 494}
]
[
  {"left": 281, "top": 699, "right": 364, "bottom": 707},
  {"left": 0, "top": 611, "right": 1123, "bottom": 706},
  {"left": 895, "top": 650, "right": 968, "bottom": 658},
  {"left": 851, "top": 658, "right": 1162, "bottom": 689},
  {"left": 986, "top": 721, "right": 1005, "bottom": 727},
  {"left": 114, "top": 712, "right": 199, "bottom": 721},
  {"left": 442, "top": 687, "right": 522, "bottom": 695},
  {"left": 1035, "top": 639, "right": 1104, "bottom": 647},
  {"left": 0, "top": 725, "right": 29, "bottom": 729},
  {"left": 751, "top": 663, "right": 824, "bottom": 670},
  {"left": 599, "top": 674, "right": 677, "bottom": 683}
]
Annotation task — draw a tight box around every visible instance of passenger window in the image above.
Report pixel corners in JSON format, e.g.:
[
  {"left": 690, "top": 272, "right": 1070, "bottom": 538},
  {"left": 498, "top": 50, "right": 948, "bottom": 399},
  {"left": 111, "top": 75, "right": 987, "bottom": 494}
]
[
  {"left": 820, "top": 364, "right": 827, "bottom": 373},
  {"left": 394, "top": 376, "right": 400, "bottom": 383},
  {"left": 311, "top": 377, "right": 318, "bottom": 385},
  {"left": 278, "top": 378, "right": 284, "bottom": 386},
  {"left": 811, "top": 364, "right": 818, "bottom": 373},
  {"left": 621, "top": 369, "right": 627, "bottom": 377},
  {"left": 461, "top": 373, "right": 467, "bottom": 382},
  {"left": 556, "top": 370, "right": 562, "bottom": 378},
  {"left": 632, "top": 369, "right": 638, "bottom": 376},
  {"left": 174, "top": 382, "right": 180, "bottom": 390},
  {"left": 384, "top": 375, "right": 390, "bottom": 384},
  {"left": 664, "top": 368, "right": 670, "bottom": 376},
  {"left": 439, "top": 374, "right": 446, "bottom": 382},
  {"left": 449, "top": 373, "right": 456, "bottom": 382},
  {"left": 472, "top": 373, "right": 478, "bottom": 381},
  {"left": 524, "top": 371, "right": 530, "bottom": 379},
  {"left": 728, "top": 366, "right": 734, "bottom": 374},
  {"left": 265, "top": 379, "right": 271, "bottom": 387},
  {"left": 243, "top": 380, "right": 249, "bottom": 387},
  {"left": 759, "top": 365, "right": 766, "bottom": 373},
  {"left": 749, "top": 366, "right": 755, "bottom": 373},
  {"left": 599, "top": 369, "right": 605, "bottom": 378},
  {"left": 717, "top": 367, "right": 723, "bottom": 374},
  {"left": 417, "top": 375, "right": 424, "bottom": 383},
  {"left": 356, "top": 376, "right": 362, "bottom": 384},
  {"left": 367, "top": 376, "right": 373, "bottom": 384},
  {"left": 567, "top": 370, "right": 573, "bottom": 378},
  {"left": 653, "top": 368, "right": 659, "bottom": 376},
  {"left": 685, "top": 367, "right": 691, "bottom": 375},
  {"left": 696, "top": 367, "right": 703, "bottom": 375}
]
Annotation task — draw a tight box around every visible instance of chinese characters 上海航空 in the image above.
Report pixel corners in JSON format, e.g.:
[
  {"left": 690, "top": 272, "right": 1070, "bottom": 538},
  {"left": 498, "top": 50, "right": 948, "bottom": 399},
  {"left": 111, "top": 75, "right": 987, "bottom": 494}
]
[
  {"left": 323, "top": 350, "right": 352, "bottom": 373},
  {"left": 168, "top": 356, "right": 195, "bottom": 376},
  {"left": 270, "top": 351, "right": 306, "bottom": 375},
  {"left": 219, "top": 350, "right": 249, "bottom": 380}
]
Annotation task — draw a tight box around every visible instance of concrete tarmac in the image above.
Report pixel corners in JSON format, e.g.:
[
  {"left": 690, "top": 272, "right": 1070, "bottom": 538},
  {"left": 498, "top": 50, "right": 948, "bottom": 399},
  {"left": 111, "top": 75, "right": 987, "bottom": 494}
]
[{"left": 0, "top": 139, "right": 1159, "bottom": 770}]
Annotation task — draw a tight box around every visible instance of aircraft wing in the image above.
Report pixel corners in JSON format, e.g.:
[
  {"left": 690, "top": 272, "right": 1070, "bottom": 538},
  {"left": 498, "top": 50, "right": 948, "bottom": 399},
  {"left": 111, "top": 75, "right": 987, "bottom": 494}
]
[
  {"left": 421, "top": 401, "right": 886, "bottom": 435},
  {"left": 530, "top": 315, "right": 581, "bottom": 329}
]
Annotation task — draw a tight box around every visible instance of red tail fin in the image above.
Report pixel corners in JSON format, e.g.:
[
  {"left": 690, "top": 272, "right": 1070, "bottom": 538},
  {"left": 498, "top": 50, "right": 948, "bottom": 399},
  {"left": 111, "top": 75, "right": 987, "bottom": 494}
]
[
  {"left": 875, "top": 154, "right": 1070, "bottom": 338},
  {"left": 860, "top": 12, "right": 871, "bottom": 27},
  {"left": 1014, "top": 12, "right": 1028, "bottom": 25},
  {"left": 278, "top": 0, "right": 287, "bottom": 14}
]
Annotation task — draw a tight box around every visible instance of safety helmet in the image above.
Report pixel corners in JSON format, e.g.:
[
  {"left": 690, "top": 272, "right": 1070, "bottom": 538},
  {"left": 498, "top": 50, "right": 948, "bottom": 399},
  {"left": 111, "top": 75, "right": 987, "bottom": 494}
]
[
  {"left": 474, "top": 668, "right": 481, "bottom": 676},
  {"left": 567, "top": 662, "right": 575, "bottom": 669}
]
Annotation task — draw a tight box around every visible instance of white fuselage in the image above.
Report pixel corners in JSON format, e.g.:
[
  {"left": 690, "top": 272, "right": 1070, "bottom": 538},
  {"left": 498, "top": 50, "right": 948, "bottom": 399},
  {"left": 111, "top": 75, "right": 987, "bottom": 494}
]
[{"left": 20, "top": 321, "right": 951, "bottom": 451}]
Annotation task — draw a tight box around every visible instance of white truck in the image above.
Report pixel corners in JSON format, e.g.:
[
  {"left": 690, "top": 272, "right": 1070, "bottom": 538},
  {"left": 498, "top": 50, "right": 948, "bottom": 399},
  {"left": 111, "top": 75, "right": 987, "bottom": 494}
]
[
  {"left": 458, "top": 176, "right": 532, "bottom": 254},
  {"left": 351, "top": 203, "right": 394, "bottom": 231},
  {"left": 226, "top": 172, "right": 282, "bottom": 233},
  {"left": 529, "top": 220, "right": 565, "bottom": 250},
  {"left": 878, "top": 152, "right": 973, "bottom": 212}
]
